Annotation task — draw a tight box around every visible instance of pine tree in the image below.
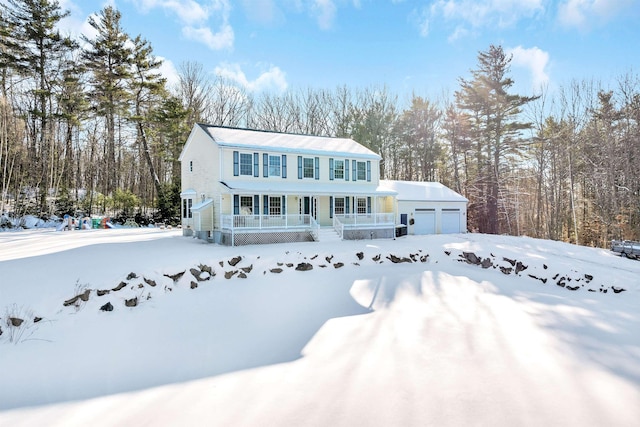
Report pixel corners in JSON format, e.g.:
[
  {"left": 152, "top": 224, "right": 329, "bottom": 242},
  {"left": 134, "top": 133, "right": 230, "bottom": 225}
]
[
  {"left": 4, "top": 0, "right": 73, "bottom": 213},
  {"left": 82, "top": 5, "right": 132, "bottom": 203},
  {"left": 128, "top": 35, "right": 167, "bottom": 216},
  {"left": 455, "top": 45, "right": 539, "bottom": 234}
]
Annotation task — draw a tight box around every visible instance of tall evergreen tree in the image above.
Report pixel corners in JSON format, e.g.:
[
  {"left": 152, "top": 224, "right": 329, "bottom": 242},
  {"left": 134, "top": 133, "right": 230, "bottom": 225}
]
[
  {"left": 82, "top": 5, "right": 132, "bottom": 201},
  {"left": 128, "top": 35, "right": 167, "bottom": 214},
  {"left": 455, "top": 45, "right": 538, "bottom": 234},
  {"left": 4, "top": 0, "right": 73, "bottom": 213}
]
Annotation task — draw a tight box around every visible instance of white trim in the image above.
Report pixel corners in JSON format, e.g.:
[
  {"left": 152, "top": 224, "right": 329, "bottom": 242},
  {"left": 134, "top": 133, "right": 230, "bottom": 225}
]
[
  {"left": 180, "top": 189, "right": 197, "bottom": 197},
  {"left": 220, "top": 180, "right": 396, "bottom": 197}
]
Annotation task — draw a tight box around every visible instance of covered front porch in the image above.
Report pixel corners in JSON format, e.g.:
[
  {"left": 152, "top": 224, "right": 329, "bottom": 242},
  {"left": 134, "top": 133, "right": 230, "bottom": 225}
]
[{"left": 218, "top": 181, "right": 397, "bottom": 245}]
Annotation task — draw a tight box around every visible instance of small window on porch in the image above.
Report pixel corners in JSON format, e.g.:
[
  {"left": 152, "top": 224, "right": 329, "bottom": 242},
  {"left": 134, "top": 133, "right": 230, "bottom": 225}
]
[
  {"left": 334, "top": 197, "right": 345, "bottom": 215},
  {"left": 269, "top": 196, "right": 281, "bottom": 216},
  {"left": 240, "top": 196, "right": 253, "bottom": 215},
  {"left": 357, "top": 197, "right": 367, "bottom": 214}
]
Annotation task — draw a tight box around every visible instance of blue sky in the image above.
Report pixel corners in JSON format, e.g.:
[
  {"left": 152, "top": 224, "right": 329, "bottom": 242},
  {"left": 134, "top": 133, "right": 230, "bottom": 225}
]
[{"left": 59, "top": 0, "right": 640, "bottom": 103}]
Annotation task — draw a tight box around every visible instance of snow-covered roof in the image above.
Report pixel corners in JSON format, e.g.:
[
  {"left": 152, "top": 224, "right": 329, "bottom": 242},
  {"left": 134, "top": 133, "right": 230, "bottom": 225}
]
[
  {"left": 220, "top": 180, "right": 396, "bottom": 196},
  {"left": 180, "top": 188, "right": 197, "bottom": 197},
  {"left": 379, "top": 180, "right": 468, "bottom": 203},
  {"left": 198, "top": 124, "right": 381, "bottom": 160},
  {"left": 191, "top": 199, "right": 213, "bottom": 212}
]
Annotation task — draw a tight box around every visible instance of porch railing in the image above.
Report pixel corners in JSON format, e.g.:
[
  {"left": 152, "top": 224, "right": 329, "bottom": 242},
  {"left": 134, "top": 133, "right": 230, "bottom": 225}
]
[
  {"left": 333, "top": 213, "right": 395, "bottom": 239},
  {"left": 221, "top": 214, "right": 315, "bottom": 230}
]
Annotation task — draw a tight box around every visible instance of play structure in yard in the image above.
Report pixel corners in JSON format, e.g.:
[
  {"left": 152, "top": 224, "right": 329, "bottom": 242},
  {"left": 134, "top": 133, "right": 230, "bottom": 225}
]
[{"left": 58, "top": 215, "right": 114, "bottom": 231}]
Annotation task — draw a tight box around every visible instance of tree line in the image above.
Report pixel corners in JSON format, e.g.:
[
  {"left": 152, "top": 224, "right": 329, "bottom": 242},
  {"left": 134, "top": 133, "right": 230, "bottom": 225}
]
[{"left": 1, "top": 1, "right": 639, "bottom": 247}]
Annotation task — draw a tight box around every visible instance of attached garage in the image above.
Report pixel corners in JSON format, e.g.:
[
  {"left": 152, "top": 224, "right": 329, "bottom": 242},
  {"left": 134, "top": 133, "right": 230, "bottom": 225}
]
[
  {"left": 441, "top": 208, "right": 462, "bottom": 233},
  {"left": 414, "top": 209, "right": 436, "bottom": 234},
  {"left": 380, "top": 180, "right": 468, "bottom": 235}
]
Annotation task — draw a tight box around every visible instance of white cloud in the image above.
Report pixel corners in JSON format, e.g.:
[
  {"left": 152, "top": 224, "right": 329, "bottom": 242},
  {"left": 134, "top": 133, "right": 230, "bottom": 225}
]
[
  {"left": 409, "top": 8, "right": 430, "bottom": 37},
  {"left": 447, "top": 25, "right": 470, "bottom": 42},
  {"left": 427, "top": 0, "right": 545, "bottom": 39},
  {"left": 240, "top": 0, "right": 285, "bottom": 26},
  {"left": 557, "top": 0, "right": 635, "bottom": 29},
  {"left": 132, "top": 0, "right": 209, "bottom": 25},
  {"left": 508, "top": 45, "right": 550, "bottom": 90},
  {"left": 214, "top": 63, "right": 288, "bottom": 93},
  {"left": 131, "top": 0, "right": 234, "bottom": 50},
  {"left": 157, "top": 57, "right": 181, "bottom": 89},
  {"left": 311, "top": 0, "right": 337, "bottom": 30},
  {"left": 183, "top": 24, "right": 234, "bottom": 50}
]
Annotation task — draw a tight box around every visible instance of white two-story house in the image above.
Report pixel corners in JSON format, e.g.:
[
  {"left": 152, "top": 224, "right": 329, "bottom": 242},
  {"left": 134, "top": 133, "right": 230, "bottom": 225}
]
[{"left": 179, "top": 124, "right": 398, "bottom": 245}]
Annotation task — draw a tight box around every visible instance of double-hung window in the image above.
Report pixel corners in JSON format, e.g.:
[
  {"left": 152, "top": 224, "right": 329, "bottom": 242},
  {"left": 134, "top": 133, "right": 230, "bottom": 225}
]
[
  {"left": 240, "top": 196, "right": 253, "bottom": 215},
  {"left": 239, "top": 153, "right": 253, "bottom": 176},
  {"left": 303, "top": 157, "right": 315, "bottom": 178},
  {"left": 269, "top": 155, "right": 281, "bottom": 177},
  {"left": 334, "top": 160, "right": 344, "bottom": 180},
  {"left": 334, "top": 197, "right": 345, "bottom": 215},
  {"left": 269, "top": 196, "right": 281, "bottom": 216},
  {"left": 356, "top": 161, "right": 366, "bottom": 181},
  {"left": 357, "top": 197, "right": 367, "bottom": 214}
]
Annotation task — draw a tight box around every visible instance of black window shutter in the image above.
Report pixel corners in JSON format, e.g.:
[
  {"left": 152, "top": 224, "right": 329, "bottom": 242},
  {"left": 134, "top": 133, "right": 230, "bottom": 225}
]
[
  {"left": 233, "top": 195, "right": 239, "bottom": 215},
  {"left": 253, "top": 195, "right": 259, "bottom": 215},
  {"left": 263, "top": 195, "right": 269, "bottom": 215},
  {"left": 367, "top": 196, "right": 371, "bottom": 213},
  {"left": 345, "top": 197, "right": 350, "bottom": 214},
  {"left": 253, "top": 153, "right": 259, "bottom": 177},
  {"left": 329, "top": 158, "right": 334, "bottom": 181},
  {"left": 329, "top": 196, "right": 333, "bottom": 218},
  {"left": 233, "top": 151, "right": 239, "bottom": 176},
  {"left": 282, "top": 196, "right": 286, "bottom": 215},
  {"left": 263, "top": 153, "right": 268, "bottom": 177},
  {"left": 282, "top": 155, "right": 287, "bottom": 178}
]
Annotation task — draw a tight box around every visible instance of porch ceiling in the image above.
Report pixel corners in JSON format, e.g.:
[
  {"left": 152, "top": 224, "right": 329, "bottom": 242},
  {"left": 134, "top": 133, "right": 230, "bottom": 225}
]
[{"left": 220, "top": 181, "right": 397, "bottom": 197}]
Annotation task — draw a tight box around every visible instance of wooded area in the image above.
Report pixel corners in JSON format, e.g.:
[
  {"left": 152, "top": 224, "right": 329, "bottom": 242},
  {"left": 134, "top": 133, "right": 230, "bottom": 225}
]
[{"left": 1, "top": 1, "right": 639, "bottom": 247}]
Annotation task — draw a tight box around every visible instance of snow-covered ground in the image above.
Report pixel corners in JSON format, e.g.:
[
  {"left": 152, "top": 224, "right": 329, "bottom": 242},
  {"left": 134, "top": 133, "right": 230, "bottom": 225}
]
[{"left": 0, "top": 228, "right": 639, "bottom": 426}]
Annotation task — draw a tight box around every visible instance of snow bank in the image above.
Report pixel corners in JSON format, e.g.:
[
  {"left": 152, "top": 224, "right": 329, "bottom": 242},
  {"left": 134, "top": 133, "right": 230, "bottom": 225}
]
[{"left": 0, "top": 230, "right": 638, "bottom": 426}]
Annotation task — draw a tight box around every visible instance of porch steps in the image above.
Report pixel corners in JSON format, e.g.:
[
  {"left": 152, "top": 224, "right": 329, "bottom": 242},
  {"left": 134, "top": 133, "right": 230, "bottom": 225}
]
[{"left": 316, "top": 227, "right": 342, "bottom": 243}]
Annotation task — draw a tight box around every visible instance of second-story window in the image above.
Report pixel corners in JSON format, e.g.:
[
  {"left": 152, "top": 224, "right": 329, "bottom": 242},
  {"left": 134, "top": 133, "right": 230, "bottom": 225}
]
[
  {"left": 334, "top": 160, "right": 344, "bottom": 179},
  {"left": 357, "top": 161, "right": 366, "bottom": 181},
  {"left": 269, "top": 155, "right": 281, "bottom": 176},
  {"left": 303, "top": 157, "right": 315, "bottom": 178},
  {"left": 240, "top": 153, "right": 253, "bottom": 176}
]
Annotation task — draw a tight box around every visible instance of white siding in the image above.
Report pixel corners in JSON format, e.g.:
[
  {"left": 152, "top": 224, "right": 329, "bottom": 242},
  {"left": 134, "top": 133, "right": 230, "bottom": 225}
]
[{"left": 180, "top": 126, "right": 222, "bottom": 231}]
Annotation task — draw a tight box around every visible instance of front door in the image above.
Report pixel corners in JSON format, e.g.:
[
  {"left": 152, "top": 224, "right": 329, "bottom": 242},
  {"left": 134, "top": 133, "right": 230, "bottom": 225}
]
[{"left": 301, "top": 196, "right": 317, "bottom": 219}]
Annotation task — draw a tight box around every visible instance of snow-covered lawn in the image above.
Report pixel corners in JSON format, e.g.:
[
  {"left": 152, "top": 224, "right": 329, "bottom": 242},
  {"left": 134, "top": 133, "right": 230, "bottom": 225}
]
[{"left": 1, "top": 228, "right": 639, "bottom": 426}]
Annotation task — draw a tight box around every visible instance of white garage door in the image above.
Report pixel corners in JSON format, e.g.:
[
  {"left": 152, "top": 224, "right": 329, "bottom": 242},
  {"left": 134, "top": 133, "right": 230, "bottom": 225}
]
[
  {"left": 441, "top": 209, "right": 461, "bottom": 233},
  {"left": 414, "top": 209, "right": 436, "bottom": 234}
]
